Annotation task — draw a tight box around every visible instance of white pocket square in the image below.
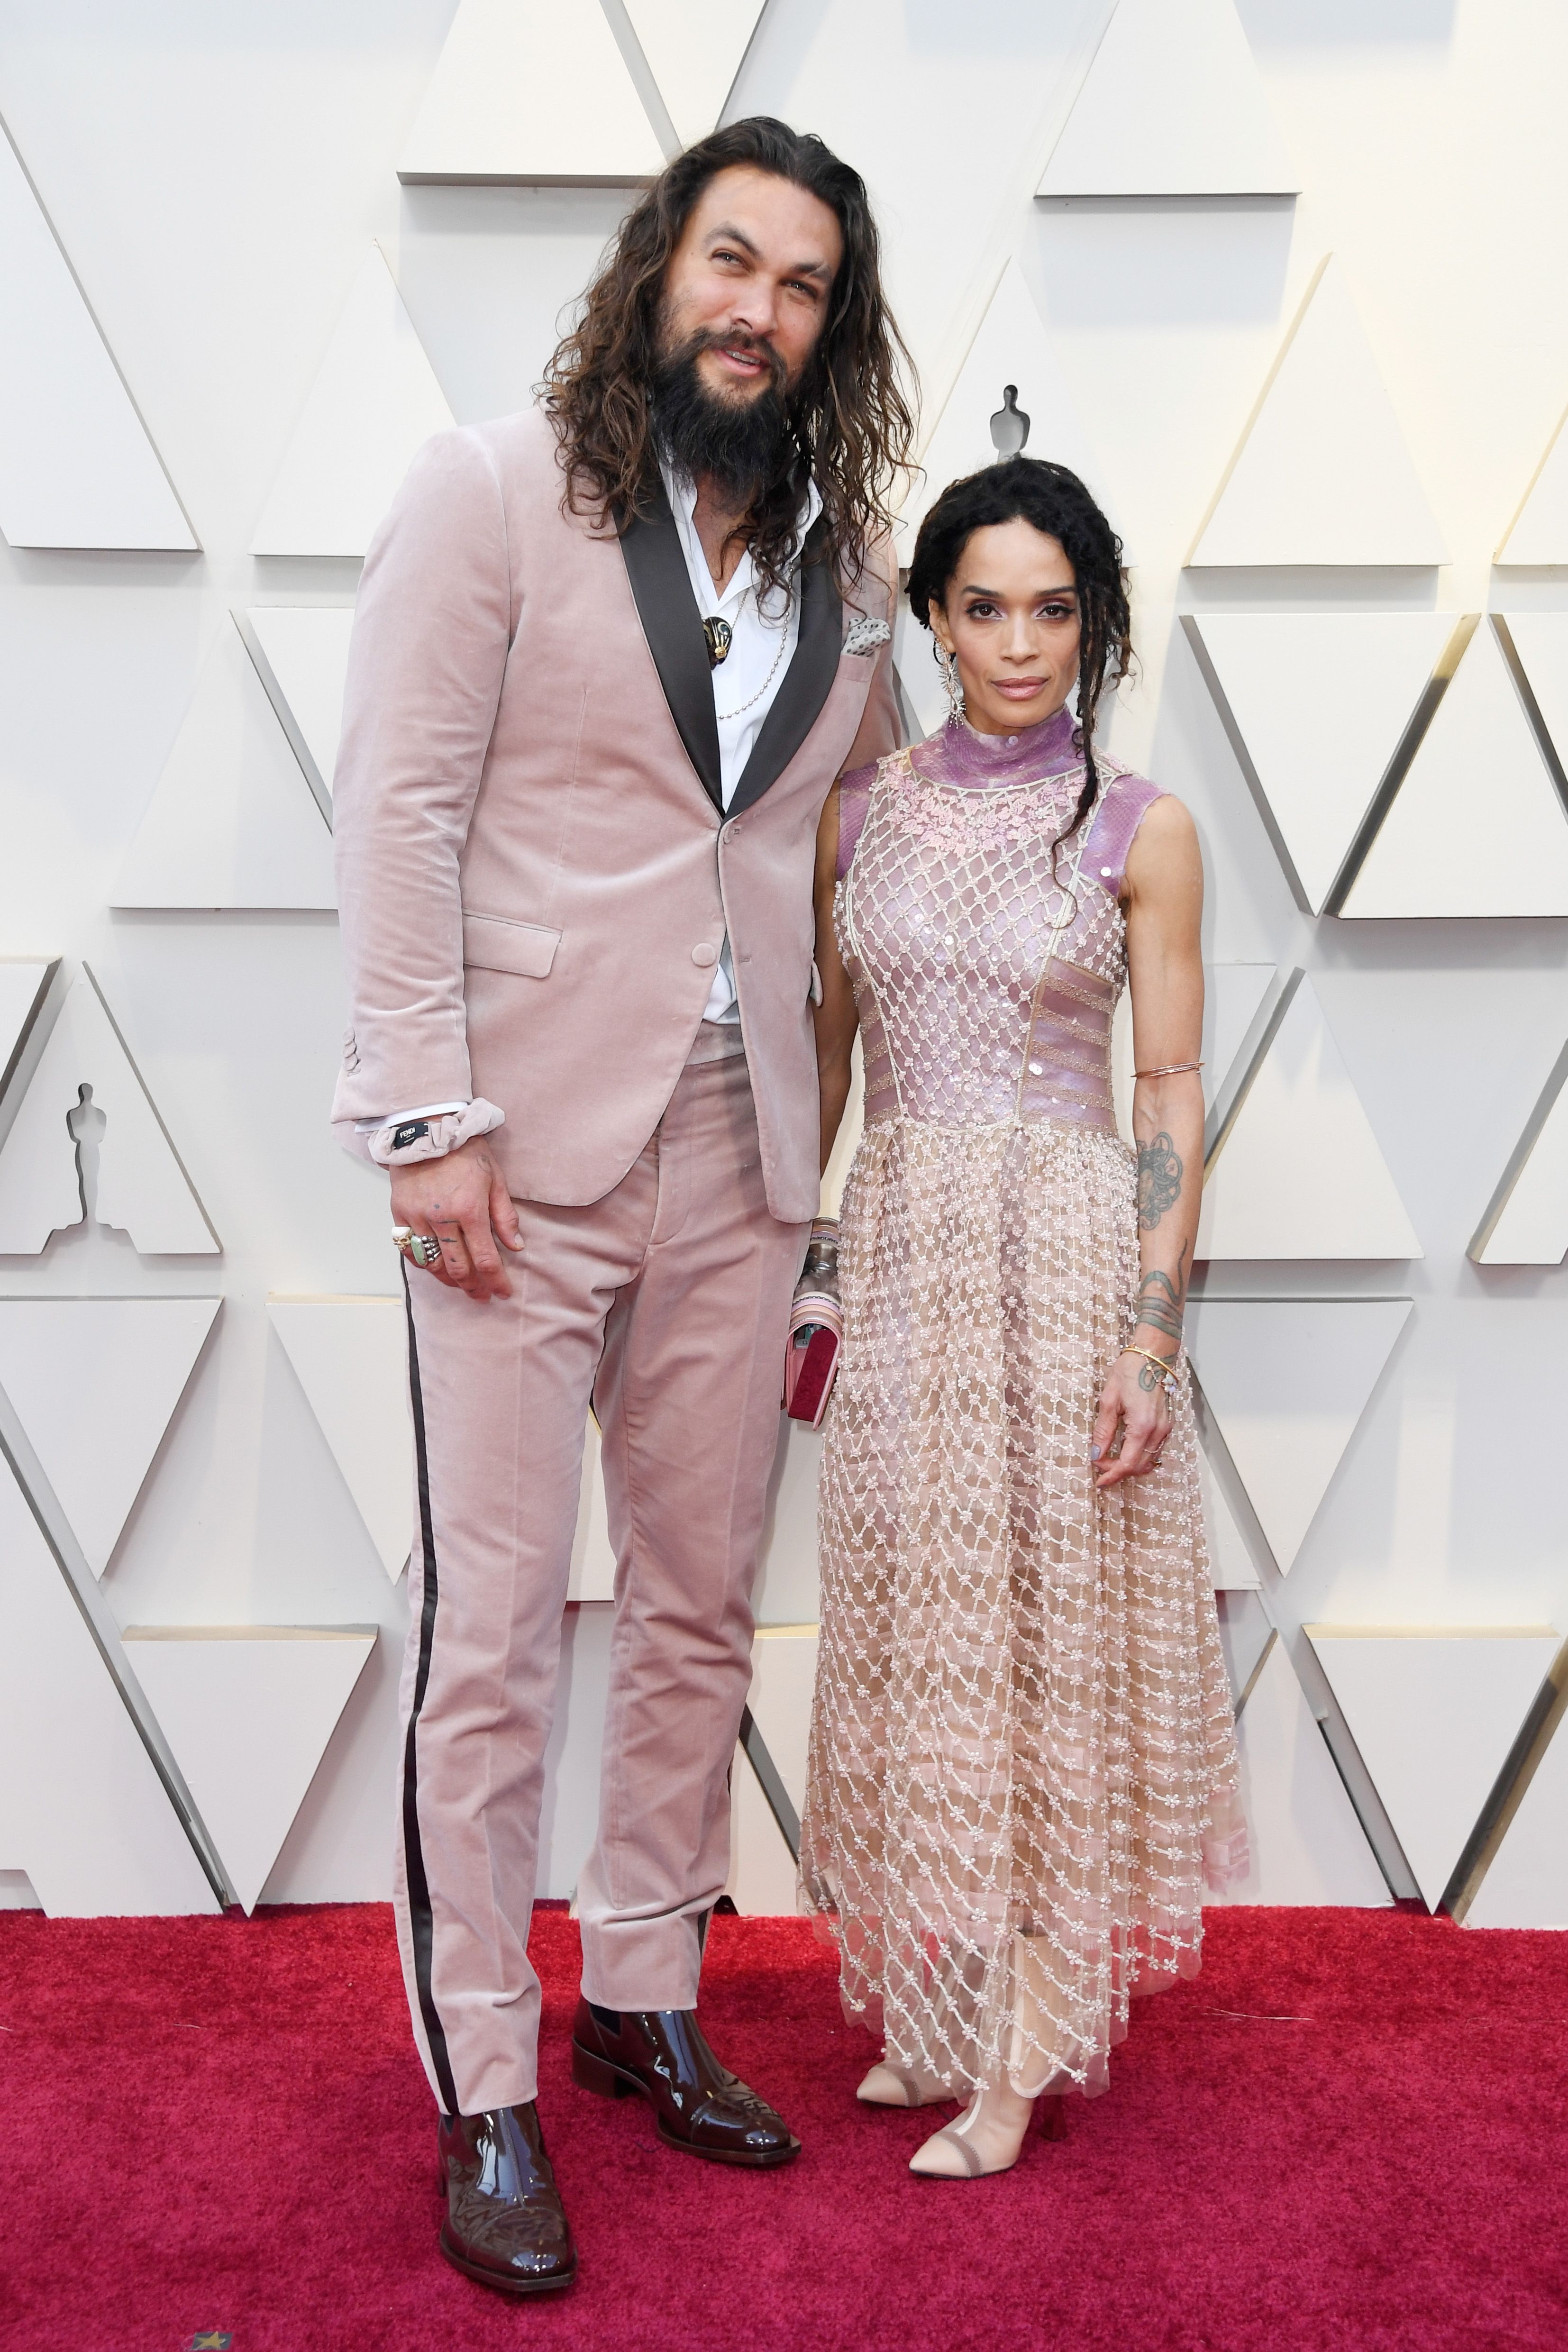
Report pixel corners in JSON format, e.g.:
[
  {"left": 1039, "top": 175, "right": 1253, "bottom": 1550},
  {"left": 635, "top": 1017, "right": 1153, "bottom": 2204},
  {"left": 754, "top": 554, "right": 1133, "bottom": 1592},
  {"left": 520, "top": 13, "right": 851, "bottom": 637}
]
[{"left": 842, "top": 616, "right": 892, "bottom": 656}]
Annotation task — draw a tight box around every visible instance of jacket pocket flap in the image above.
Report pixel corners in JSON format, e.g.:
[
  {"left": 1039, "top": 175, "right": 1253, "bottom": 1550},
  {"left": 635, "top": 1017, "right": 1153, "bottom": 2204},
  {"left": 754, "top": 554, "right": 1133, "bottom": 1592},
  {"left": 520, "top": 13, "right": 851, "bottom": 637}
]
[{"left": 461, "top": 912, "right": 561, "bottom": 979}]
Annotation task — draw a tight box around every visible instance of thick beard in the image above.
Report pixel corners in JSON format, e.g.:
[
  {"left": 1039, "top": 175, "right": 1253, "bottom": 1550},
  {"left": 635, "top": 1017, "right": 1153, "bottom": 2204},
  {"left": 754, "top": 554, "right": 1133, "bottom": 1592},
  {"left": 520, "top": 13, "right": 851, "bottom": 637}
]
[{"left": 651, "top": 327, "right": 794, "bottom": 509}]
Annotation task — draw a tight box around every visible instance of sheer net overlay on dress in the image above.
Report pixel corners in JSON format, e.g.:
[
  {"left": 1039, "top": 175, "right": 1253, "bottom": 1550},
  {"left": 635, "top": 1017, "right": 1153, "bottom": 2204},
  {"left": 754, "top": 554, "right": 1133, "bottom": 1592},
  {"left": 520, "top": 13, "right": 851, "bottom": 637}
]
[{"left": 799, "top": 716, "right": 1248, "bottom": 2102}]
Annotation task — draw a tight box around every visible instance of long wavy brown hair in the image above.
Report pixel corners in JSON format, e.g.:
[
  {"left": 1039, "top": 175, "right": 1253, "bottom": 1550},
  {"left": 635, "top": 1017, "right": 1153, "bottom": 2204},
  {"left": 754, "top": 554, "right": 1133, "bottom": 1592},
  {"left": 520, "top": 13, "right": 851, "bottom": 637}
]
[{"left": 543, "top": 117, "right": 916, "bottom": 595}]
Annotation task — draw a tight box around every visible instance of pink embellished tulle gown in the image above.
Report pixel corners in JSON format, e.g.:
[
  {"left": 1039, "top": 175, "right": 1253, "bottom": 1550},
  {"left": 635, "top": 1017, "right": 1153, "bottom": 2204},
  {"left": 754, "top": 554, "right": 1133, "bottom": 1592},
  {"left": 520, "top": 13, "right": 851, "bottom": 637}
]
[{"left": 798, "top": 703, "right": 1247, "bottom": 2102}]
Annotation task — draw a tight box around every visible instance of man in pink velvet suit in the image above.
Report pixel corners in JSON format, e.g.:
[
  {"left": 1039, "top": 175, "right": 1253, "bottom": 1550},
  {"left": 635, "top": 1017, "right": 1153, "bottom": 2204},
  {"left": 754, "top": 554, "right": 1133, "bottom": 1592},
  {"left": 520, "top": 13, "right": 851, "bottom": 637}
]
[{"left": 330, "top": 118, "right": 912, "bottom": 2293}]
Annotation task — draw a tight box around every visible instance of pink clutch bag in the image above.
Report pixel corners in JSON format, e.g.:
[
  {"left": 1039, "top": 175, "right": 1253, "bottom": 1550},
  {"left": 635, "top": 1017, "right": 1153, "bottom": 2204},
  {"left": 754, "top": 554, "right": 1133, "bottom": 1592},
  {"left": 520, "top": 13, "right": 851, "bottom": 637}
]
[{"left": 784, "top": 1219, "right": 842, "bottom": 1429}]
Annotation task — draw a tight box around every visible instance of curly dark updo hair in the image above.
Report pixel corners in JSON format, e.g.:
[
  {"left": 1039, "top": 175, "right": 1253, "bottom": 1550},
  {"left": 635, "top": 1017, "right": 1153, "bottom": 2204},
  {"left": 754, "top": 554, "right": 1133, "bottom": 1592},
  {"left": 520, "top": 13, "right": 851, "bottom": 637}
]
[{"left": 906, "top": 456, "right": 1133, "bottom": 856}]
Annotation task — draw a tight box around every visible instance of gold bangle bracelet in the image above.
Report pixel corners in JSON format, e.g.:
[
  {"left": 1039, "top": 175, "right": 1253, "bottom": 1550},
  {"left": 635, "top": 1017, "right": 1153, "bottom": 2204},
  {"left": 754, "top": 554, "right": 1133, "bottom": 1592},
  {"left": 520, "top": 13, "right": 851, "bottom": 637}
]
[
  {"left": 1121, "top": 1344, "right": 1180, "bottom": 1389},
  {"left": 1133, "top": 1061, "right": 1203, "bottom": 1079}
]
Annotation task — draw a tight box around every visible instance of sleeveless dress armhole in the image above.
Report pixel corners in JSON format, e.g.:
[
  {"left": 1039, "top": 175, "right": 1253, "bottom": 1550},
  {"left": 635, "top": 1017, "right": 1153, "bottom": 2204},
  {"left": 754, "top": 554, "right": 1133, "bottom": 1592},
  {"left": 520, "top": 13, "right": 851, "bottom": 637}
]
[
  {"left": 835, "top": 759, "right": 881, "bottom": 882},
  {"left": 1083, "top": 771, "right": 1167, "bottom": 898}
]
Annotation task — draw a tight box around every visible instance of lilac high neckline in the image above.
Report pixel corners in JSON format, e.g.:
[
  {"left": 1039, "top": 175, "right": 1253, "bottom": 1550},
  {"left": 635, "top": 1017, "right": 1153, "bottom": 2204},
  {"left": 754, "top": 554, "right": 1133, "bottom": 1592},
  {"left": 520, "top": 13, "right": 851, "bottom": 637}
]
[{"left": 910, "top": 703, "right": 1081, "bottom": 792}]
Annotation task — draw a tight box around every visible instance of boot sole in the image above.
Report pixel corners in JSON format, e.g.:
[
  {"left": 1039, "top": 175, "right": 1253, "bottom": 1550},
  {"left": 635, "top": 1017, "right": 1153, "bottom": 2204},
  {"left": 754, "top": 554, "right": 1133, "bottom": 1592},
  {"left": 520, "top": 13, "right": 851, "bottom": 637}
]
[
  {"left": 439, "top": 2226, "right": 576, "bottom": 2295},
  {"left": 570, "top": 2038, "right": 801, "bottom": 2166}
]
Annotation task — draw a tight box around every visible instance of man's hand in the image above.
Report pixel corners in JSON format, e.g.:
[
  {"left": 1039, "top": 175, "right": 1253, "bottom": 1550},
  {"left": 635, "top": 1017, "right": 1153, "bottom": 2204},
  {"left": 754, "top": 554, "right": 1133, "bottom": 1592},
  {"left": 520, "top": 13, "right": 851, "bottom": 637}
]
[{"left": 390, "top": 1137, "right": 522, "bottom": 1302}]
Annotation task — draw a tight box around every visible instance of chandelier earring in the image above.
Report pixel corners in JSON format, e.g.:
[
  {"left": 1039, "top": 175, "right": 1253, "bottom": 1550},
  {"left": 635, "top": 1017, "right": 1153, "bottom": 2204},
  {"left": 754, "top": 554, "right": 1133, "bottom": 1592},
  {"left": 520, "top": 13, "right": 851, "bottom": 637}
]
[{"left": 935, "top": 640, "right": 965, "bottom": 725}]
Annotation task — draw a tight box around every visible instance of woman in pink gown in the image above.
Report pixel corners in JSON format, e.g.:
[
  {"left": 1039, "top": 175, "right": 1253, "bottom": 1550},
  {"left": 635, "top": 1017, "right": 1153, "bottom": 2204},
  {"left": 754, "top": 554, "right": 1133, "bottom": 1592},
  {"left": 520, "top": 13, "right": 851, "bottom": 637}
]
[{"left": 799, "top": 457, "right": 1246, "bottom": 2179}]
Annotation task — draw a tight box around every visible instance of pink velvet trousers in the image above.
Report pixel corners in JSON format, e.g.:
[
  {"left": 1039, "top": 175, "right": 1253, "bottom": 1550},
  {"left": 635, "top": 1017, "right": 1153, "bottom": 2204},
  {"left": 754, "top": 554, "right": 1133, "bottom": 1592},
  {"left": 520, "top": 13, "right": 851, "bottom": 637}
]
[{"left": 393, "top": 1033, "right": 807, "bottom": 2117}]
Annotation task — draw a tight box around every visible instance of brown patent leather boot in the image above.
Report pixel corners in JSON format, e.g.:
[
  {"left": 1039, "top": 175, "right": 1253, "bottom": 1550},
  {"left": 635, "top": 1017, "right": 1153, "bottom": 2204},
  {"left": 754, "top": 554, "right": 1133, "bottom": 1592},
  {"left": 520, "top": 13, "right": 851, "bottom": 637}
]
[
  {"left": 571, "top": 1996, "right": 800, "bottom": 2166},
  {"left": 437, "top": 2102, "right": 577, "bottom": 2294}
]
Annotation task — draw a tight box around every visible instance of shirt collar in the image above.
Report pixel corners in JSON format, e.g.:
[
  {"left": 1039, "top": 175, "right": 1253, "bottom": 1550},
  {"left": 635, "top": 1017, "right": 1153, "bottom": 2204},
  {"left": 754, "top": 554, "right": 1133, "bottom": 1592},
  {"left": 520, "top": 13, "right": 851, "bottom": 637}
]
[{"left": 660, "top": 458, "right": 823, "bottom": 616}]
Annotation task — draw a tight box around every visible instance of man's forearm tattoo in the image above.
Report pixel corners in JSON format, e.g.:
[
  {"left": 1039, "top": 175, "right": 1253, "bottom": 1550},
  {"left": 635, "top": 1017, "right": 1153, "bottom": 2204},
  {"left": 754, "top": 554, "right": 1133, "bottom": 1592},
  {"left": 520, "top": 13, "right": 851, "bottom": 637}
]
[
  {"left": 1134, "top": 1266, "right": 1184, "bottom": 1343},
  {"left": 1136, "top": 1131, "right": 1183, "bottom": 1232}
]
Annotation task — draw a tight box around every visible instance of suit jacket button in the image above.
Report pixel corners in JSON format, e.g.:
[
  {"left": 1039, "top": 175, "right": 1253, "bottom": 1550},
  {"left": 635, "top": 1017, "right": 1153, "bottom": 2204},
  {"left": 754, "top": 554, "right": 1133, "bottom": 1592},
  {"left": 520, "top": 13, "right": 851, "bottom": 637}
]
[{"left": 692, "top": 943, "right": 718, "bottom": 966}]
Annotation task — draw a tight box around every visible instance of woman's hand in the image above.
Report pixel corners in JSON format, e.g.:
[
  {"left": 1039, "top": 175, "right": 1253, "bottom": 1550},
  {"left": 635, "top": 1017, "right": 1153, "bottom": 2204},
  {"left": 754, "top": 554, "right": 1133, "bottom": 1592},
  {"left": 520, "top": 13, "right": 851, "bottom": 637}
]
[{"left": 1090, "top": 1350, "right": 1172, "bottom": 1489}]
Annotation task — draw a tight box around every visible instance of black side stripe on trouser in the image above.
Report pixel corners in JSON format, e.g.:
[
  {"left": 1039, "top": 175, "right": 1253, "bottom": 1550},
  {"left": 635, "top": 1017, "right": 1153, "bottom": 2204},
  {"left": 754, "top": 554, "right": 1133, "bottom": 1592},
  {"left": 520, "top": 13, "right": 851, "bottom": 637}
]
[{"left": 401, "top": 1268, "right": 461, "bottom": 2118}]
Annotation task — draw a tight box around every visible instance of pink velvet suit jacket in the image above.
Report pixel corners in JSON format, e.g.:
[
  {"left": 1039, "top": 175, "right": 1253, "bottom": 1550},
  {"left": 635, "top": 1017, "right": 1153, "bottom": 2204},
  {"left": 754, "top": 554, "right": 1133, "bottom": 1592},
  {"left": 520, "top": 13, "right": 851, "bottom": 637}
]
[{"left": 330, "top": 407, "right": 900, "bottom": 1224}]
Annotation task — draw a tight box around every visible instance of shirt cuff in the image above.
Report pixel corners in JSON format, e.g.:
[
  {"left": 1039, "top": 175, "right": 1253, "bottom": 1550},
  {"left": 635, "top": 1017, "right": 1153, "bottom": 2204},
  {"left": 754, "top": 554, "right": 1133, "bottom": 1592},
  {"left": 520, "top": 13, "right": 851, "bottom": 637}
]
[{"left": 358, "top": 1100, "right": 506, "bottom": 1167}]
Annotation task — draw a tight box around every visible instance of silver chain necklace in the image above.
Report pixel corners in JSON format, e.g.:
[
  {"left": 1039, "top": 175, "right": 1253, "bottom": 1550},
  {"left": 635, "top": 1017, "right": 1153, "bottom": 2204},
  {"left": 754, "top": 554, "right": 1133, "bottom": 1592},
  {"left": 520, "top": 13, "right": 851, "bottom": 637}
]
[{"left": 712, "top": 587, "right": 790, "bottom": 722}]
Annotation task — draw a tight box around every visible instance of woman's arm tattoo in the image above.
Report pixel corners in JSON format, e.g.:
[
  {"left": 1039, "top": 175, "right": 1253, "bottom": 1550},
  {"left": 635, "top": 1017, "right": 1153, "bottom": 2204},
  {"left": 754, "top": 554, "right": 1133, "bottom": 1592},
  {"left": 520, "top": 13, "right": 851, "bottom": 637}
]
[
  {"left": 1133, "top": 1267, "right": 1184, "bottom": 1342},
  {"left": 1136, "top": 1132, "right": 1183, "bottom": 1232}
]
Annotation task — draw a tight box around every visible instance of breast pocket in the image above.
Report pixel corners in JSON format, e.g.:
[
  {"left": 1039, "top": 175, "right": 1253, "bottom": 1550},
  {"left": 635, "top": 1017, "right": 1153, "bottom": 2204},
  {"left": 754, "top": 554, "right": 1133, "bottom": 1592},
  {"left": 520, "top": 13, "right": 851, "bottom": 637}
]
[{"left": 461, "top": 912, "right": 561, "bottom": 978}]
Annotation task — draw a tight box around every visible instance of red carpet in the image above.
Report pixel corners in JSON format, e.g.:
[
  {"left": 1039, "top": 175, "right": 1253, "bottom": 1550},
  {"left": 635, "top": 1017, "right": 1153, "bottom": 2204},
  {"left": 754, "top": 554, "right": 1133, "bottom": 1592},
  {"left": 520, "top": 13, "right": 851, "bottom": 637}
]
[{"left": 2, "top": 1903, "right": 1565, "bottom": 2352}]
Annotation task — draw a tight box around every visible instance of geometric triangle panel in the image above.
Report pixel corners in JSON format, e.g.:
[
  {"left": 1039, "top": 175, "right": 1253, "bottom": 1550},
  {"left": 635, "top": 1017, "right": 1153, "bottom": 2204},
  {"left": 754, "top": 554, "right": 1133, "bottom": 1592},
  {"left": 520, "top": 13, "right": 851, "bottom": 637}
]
[
  {"left": 122, "top": 1626, "right": 377, "bottom": 1913},
  {"left": 249, "top": 244, "right": 456, "bottom": 557},
  {"left": 1496, "top": 611, "right": 1568, "bottom": 783},
  {"left": 0, "top": 955, "right": 58, "bottom": 1106},
  {"left": 898, "top": 259, "right": 1115, "bottom": 552},
  {"left": 0, "top": 1458, "right": 219, "bottom": 1916},
  {"left": 242, "top": 606, "right": 356, "bottom": 808},
  {"left": 1206, "top": 1636, "right": 1390, "bottom": 1906},
  {"left": 0, "top": 1296, "right": 220, "bottom": 1577},
  {"left": 1342, "top": 619, "right": 1568, "bottom": 920},
  {"left": 0, "top": 967, "right": 220, "bottom": 1255},
  {"left": 1462, "top": 1671, "right": 1568, "bottom": 1929},
  {"left": 113, "top": 615, "right": 337, "bottom": 911},
  {"left": 1197, "top": 976, "right": 1423, "bottom": 1259},
  {"left": 268, "top": 1297, "right": 413, "bottom": 1583},
  {"left": 0, "top": 115, "right": 197, "bottom": 550},
  {"left": 1037, "top": 0, "right": 1298, "bottom": 198},
  {"left": 1197, "top": 1444, "right": 1261, "bottom": 1589},
  {"left": 726, "top": 1625, "right": 815, "bottom": 1916},
  {"left": 1188, "top": 255, "right": 1448, "bottom": 567},
  {"left": 1185, "top": 611, "right": 1452, "bottom": 912},
  {"left": 1185, "top": 1297, "right": 1412, "bottom": 1573},
  {"left": 1306, "top": 1625, "right": 1560, "bottom": 1912},
  {"left": 397, "top": 0, "right": 666, "bottom": 186},
  {"left": 1469, "top": 1037, "right": 1568, "bottom": 1267},
  {"left": 1495, "top": 402, "right": 1568, "bottom": 564},
  {"left": 622, "top": 0, "right": 767, "bottom": 150}
]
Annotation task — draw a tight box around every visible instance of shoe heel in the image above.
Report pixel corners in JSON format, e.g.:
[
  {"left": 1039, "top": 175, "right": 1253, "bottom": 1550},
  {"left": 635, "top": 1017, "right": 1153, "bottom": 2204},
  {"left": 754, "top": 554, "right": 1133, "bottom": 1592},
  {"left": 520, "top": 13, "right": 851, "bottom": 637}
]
[
  {"left": 1038, "top": 2095, "right": 1067, "bottom": 2142},
  {"left": 572, "top": 2040, "right": 634, "bottom": 2099}
]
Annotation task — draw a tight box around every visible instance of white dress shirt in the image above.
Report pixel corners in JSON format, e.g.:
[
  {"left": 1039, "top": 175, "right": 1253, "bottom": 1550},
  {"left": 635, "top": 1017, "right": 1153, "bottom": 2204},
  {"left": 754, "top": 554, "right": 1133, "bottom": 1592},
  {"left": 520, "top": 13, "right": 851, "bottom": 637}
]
[
  {"left": 662, "top": 460, "right": 823, "bottom": 1023},
  {"left": 365, "top": 462, "right": 821, "bottom": 1140}
]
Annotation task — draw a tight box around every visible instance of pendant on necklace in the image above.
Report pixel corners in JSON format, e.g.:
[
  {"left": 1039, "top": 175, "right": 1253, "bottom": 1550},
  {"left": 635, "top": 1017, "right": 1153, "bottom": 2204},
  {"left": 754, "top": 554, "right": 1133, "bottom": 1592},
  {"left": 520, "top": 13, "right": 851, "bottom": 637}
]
[{"left": 703, "top": 615, "right": 733, "bottom": 668}]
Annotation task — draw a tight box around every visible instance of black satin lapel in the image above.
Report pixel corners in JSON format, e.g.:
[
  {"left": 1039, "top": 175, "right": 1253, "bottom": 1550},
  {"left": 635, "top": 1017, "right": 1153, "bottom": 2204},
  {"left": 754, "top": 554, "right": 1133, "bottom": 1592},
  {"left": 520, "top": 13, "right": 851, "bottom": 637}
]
[
  {"left": 619, "top": 483, "right": 723, "bottom": 813},
  {"left": 729, "top": 521, "right": 844, "bottom": 818}
]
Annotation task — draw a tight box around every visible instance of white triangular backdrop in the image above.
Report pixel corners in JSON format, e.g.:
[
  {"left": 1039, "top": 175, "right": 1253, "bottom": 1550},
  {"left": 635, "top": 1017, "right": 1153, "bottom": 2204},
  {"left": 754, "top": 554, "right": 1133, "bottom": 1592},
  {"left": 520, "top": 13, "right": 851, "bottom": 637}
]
[
  {"left": 0, "top": 967, "right": 219, "bottom": 1255},
  {"left": 1307, "top": 1627, "right": 1560, "bottom": 1912},
  {"left": 1189, "top": 256, "right": 1447, "bottom": 567},
  {"left": 1464, "top": 1690, "right": 1568, "bottom": 1929},
  {"left": 0, "top": 1297, "right": 220, "bottom": 1577},
  {"left": 1186, "top": 1296, "right": 1412, "bottom": 1574},
  {"left": 1197, "top": 976, "right": 1422, "bottom": 1259},
  {"left": 1469, "top": 1038, "right": 1568, "bottom": 1267},
  {"left": 114, "top": 614, "right": 336, "bottom": 910},
  {"left": 623, "top": 0, "right": 767, "bottom": 148},
  {"left": 1342, "top": 619, "right": 1568, "bottom": 919},
  {"left": 398, "top": 0, "right": 666, "bottom": 185},
  {"left": 0, "top": 1459, "right": 218, "bottom": 1916},
  {"left": 1495, "top": 403, "right": 1568, "bottom": 563},
  {"left": 0, "top": 114, "right": 196, "bottom": 550},
  {"left": 898, "top": 260, "right": 1114, "bottom": 552},
  {"left": 243, "top": 606, "right": 356, "bottom": 808},
  {"left": 250, "top": 245, "right": 455, "bottom": 557},
  {"left": 0, "top": 957, "right": 57, "bottom": 1102},
  {"left": 1208, "top": 1637, "right": 1390, "bottom": 1906},
  {"left": 124, "top": 1628, "right": 377, "bottom": 1913},
  {"left": 1038, "top": 0, "right": 1297, "bottom": 199},
  {"left": 1185, "top": 611, "right": 1452, "bottom": 911}
]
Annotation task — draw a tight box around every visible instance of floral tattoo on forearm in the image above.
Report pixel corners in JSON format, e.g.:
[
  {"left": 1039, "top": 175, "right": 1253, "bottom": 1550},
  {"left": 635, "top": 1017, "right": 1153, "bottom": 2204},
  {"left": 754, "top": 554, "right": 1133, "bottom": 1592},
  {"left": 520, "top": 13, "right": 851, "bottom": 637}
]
[{"left": 1136, "top": 1130, "right": 1183, "bottom": 1232}]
